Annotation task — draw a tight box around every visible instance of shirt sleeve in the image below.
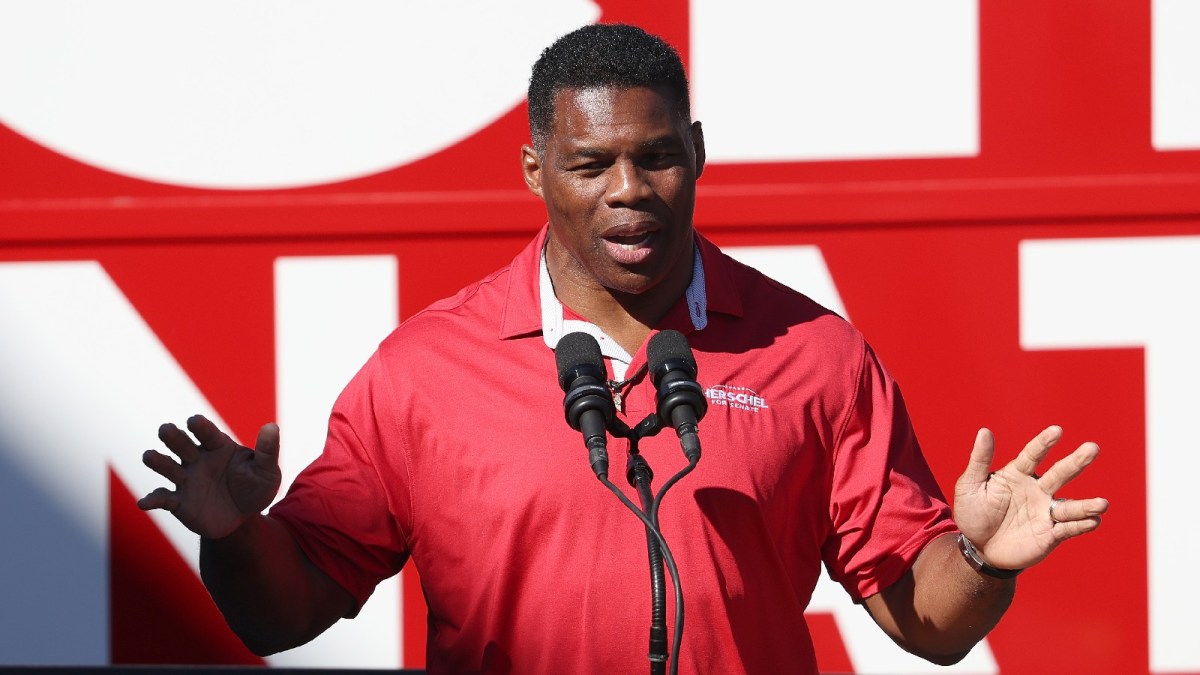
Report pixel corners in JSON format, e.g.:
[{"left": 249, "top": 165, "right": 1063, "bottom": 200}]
[
  {"left": 821, "top": 341, "right": 957, "bottom": 603},
  {"left": 269, "top": 350, "right": 413, "bottom": 614}
]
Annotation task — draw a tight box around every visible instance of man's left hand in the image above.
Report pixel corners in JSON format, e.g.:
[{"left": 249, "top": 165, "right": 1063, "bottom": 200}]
[{"left": 953, "top": 425, "right": 1110, "bottom": 571}]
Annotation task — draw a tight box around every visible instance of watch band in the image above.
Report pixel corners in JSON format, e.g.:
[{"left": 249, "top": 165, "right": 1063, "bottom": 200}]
[{"left": 957, "top": 533, "right": 1022, "bottom": 579}]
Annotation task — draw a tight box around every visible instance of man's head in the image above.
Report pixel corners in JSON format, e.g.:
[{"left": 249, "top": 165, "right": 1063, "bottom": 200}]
[
  {"left": 528, "top": 24, "right": 691, "bottom": 152},
  {"left": 521, "top": 24, "right": 705, "bottom": 325}
]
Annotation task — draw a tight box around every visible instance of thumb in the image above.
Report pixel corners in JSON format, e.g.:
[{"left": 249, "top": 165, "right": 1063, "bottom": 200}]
[
  {"left": 960, "top": 427, "right": 995, "bottom": 487},
  {"left": 255, "top": 422, "right": 281, "bottom": 468}
]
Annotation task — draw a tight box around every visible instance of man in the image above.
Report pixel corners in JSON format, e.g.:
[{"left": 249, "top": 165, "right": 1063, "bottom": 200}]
[{"left": 139, "top": 24, "right": 1108, "bottom": 673}]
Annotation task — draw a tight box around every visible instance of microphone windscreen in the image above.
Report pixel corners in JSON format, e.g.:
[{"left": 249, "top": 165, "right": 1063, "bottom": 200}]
[
  {"left": 648, "top": 329, "right": 696, "bottom": 377},
  {"left": 556, "top": 332, "right": 605, "bottom": 391}
]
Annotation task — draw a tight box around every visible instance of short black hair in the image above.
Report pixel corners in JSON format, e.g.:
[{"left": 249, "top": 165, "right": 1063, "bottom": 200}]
[{"left": 527, "top": 23, "right": 691, "bottom": 150}]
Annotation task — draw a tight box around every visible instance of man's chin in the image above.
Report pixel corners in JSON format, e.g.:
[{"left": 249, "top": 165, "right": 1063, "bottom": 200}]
[{"left": 605, "top": 279, "right": 655, "bottom": 297}]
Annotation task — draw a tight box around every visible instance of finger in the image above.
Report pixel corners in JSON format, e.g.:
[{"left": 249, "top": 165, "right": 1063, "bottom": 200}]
[
  {"left": 142, "top": 449, "right": 187, "bottom": 485},
  {"left": 1051, "top": 514, "right": 1104, "bottom": 541},
  {"left": 187, "top": 414, "right": 235, "bottom": 451},
  {"left": 157, "top": 422, "right": 200, "bottom": 463},
  {"left": 254, "top": 423, "right": 281, "bottom": 469},
  {"left": 1038, "top": 442, "right": 1100, "bottom": 495},
  {"left": 1050, "top": 496, "right": 1110, "bottom": 523},
  {"left": 960, "top": 428, "right": 995, "bottom": 486},
  {"left": 1008, "top": 425, "right": 1063, "bottom": 476},
  {"left": 137, "top": 486, "right": 180, "bottom": 512}
]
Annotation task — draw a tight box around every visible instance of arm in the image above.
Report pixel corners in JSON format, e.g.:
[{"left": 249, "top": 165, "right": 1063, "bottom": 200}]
[
  {"left": 863, "top": 426, "right": 1109, "bottom": 664},
  {"left": 863, "top": 533, "right": 1013, "bottom": 665},
  {"left": 139, "top": 415, "right": 353, "bottom": 655},
  {"left": 200, "top": 513, "right": 354, "bottom": 655}
]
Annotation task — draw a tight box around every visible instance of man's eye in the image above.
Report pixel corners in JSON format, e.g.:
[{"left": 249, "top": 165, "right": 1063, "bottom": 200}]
[{"left": 571, "top": 162, "right": 606, "bottom": 174}]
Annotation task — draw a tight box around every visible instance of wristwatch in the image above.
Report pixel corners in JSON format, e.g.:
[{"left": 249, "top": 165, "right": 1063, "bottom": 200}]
[{"left": 957, "top": 533, "right": 1022, "bottom": 579}]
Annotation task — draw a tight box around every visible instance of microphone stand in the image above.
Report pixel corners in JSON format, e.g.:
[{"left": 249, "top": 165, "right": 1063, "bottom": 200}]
[
  {"left": 593, "top": 459, "right": 683, "bottom": 675},
  {"left": 627, "top": 445, "right": 668, "bottom": 675},
  {"left": 606, "top": 414, "right": 697, "bottom": 675}
]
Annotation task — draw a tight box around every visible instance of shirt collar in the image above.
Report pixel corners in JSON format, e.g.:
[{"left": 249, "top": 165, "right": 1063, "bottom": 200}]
[
  {"left": 498, "top": 224, "right": 743, "bottom": 342},
  {"left": 538, "top": 241, "right": 707, "bottom": 379}
]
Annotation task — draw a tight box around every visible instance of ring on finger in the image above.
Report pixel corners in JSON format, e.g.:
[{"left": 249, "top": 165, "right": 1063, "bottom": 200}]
[{"left": 1049, "top": 497, "right": 1068, "bottom": 524}]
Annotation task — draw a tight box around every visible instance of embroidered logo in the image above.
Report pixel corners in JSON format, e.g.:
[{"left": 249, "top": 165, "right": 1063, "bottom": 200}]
[{"left": 704, "top": 384, "right": 769, "bottom": 413}]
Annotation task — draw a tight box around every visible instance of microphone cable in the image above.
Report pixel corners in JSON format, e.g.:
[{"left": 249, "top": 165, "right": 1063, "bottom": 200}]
[{"left": 595, "top": 467, "right": 684, "bottom": 675}]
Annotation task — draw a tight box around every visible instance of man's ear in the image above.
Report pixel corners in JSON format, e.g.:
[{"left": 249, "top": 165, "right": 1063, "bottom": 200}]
[
  {"left": 690, "top": 121, "right": 706, "bottom": 180},
  {"left": 521, "top": 144, "right": 544, "bottom": 199}
]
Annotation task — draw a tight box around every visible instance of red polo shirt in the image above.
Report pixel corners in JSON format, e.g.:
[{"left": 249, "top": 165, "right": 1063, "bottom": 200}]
[{"left": 271, "top": 226, "right": 956, "bottom": 674}]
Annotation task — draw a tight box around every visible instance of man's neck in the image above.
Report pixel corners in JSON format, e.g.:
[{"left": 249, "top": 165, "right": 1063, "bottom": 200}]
[
  {"left": 551, "top": 284, "right": 670, "bottom": 357},
  {"left": 547, "top": 267, "right": 691, "bottom": 358}
]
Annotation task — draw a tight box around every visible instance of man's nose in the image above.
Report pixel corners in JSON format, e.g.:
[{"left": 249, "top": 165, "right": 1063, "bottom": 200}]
[{"left": 605, "top": 160, "right": 653, "bottom": 207}]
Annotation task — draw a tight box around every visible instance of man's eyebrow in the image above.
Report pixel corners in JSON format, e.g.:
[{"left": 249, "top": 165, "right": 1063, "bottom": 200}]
[
  {"left": 638, "top": 136, "right": 682, "bottom": 150},
  {"left": 569, "top": 147, "right": 613, "bottom": 160},
  {"left": 566, "top": 136, "right": 682, "bottom": 158}
]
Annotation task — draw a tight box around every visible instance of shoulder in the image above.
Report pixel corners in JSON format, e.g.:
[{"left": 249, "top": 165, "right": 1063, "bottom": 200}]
[
  {"left": 405, "top": 265, "right": 511, "bottom": 329},
  {"left": 701, "top": 242, "right": 866, "bottom": 360},
  {"left": 380, "top": 230, "right": 545, "bottom": 354}
]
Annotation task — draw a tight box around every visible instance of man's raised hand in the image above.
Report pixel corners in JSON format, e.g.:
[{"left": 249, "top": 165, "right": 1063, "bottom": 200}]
[
  {"left": 953, "top": 425, "right": 1110, "bottom": 572},
  {"left": 138, "top": 414, "right": 282, "bottom": 540}
]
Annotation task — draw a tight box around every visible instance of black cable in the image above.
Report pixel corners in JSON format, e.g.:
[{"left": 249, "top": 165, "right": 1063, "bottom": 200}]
[
  {"left": 650, "top": 459, "right": 698, "bottom": 525},
  {"left": 628, "top": 454, "right": 668, "bottom": 674},
  {"left": 648, "top": 457, "right": 697, "bottom": 673},
  {"left": 596, "top": 473, "right": 685, "bottom": 675}
]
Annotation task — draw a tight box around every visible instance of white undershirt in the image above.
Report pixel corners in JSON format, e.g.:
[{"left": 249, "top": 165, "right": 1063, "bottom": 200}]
[{"left": 540, "top": 244, "right": 707, "bottom": 381}]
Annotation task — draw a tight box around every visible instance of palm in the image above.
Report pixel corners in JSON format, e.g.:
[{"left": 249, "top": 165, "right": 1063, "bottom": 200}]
[
  {"left": 139, "top": 415, "right": 281, "bottom": 540},
  {"left": 953, "top": 426, "right": 1107, "bottom": 571}
]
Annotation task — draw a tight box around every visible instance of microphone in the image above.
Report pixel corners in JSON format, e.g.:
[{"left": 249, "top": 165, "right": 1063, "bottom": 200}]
[
  {"left": 648, "top": 330, "right": 706, "bottom": 463},
  {"left": 556, "top": 332, "right": 615, "bottom": 479}
]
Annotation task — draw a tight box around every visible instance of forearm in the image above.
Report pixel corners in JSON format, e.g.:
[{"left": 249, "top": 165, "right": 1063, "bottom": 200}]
[
  {"left": 867, "top": 532, "right": 1015, "bottom": 665},
  {"left": 199, "top": 514, "right": 353, "bottom": 655}
]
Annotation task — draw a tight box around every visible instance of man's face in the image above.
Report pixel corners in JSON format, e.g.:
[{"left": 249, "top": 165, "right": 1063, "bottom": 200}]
[{"left": 523, "top": 85, "right": 705, "bottom": 302}]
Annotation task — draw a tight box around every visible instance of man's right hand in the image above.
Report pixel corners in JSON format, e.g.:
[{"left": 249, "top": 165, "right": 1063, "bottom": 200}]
[{"left": 138, "top": 414, "right": 282, "bottom": 540}]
